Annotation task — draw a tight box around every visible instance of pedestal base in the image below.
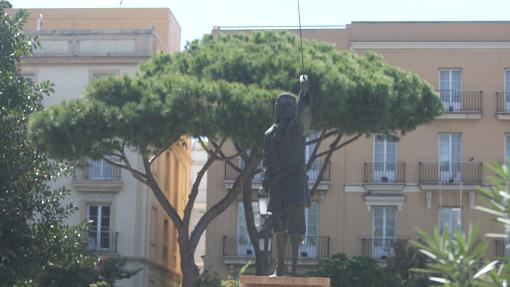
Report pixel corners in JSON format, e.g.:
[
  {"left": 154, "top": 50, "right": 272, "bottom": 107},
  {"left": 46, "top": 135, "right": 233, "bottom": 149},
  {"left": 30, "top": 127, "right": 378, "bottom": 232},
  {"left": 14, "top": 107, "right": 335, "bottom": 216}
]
[{"left": 239, "top": 275, "right": 330, "bottom": 287}]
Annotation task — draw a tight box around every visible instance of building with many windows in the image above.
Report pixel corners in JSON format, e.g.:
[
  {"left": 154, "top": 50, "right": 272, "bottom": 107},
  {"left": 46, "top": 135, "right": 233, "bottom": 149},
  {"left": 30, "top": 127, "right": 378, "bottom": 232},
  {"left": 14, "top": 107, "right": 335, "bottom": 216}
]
[
  {"left": 17, "top": 8, "right": 190, "bottom": 286},
  {"left": 205, "top": 22, "right": 510, "bottom": 277}
]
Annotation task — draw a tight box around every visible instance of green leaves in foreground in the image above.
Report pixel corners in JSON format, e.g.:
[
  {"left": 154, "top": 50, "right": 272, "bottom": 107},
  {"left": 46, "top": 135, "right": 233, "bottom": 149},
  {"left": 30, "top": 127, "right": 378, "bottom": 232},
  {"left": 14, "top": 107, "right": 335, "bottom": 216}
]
[
  {"left": 413, "top": 225, "right": 498, "bottom": 287},
  {"left": 412, "top": 162, "right": 510, "bottom": 287},
  {"left": 476, "top": 163, "right": 510, "bottom": 229}
]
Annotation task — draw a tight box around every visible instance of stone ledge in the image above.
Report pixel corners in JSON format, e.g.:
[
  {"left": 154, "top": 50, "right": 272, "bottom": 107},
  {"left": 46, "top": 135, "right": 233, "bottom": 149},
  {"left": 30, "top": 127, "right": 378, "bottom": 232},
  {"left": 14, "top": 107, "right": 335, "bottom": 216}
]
[{"left": 240, "top": 275, "right": 330, "bottom": 287}]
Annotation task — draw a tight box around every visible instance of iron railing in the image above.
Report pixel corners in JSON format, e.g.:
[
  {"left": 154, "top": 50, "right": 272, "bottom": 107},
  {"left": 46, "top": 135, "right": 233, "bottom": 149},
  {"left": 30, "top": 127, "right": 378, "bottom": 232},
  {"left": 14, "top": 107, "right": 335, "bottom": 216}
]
[
  {"left": 418, "top": 161, "right": 483, "bottom": 185},
  {"left": 495, "top": 239, "right": 509, "bottom": 257},
  {"left": 224, "top": 158, "right": 331, "bottom": 183},
  {"left": 88, "top": 231, "right": 118, "bottom": 254},
  {"left": 496, "top": 91, "right": 510, "bottom": 114},
  {"left": 363, "top": 162, "right": 406, "bottom": 184},
  {"left": 437, "top": 90, "right": 483, "bottom": 113},
  {"left": 74, "top": 159, "right": 121, "bottom": 180},
  {"left": 222, "top": 235, "right": 329, "bottom": 259},
  {"left": 362, "top": 237, "right": 397, "bottom": 260}
]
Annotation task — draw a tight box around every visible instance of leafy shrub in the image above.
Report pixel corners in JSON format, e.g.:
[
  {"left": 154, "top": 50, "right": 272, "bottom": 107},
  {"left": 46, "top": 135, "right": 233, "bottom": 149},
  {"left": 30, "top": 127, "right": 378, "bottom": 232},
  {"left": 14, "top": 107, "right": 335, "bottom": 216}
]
[
  {"left": 196, "top": 269, "right": 221, "bottom": 287},
  {"left": 387, "top": 239, "right": 429, "bottom": 287},
  {"left": 309, "top": 254, "right": 400, "bottom": 287}
]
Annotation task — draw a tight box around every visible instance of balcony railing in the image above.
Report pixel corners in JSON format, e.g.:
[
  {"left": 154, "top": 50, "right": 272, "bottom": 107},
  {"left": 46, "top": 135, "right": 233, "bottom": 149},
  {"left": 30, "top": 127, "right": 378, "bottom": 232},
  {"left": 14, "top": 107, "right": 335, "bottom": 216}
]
[
  {"left": 437, "top": 90, "right": 483, "bottom": 113},
  {"left": 363, "top": 162, "right": 406, "bottom": 184},
  {"left": 496, "top": 92, "right": 510, "bottom": 114},
  {"left": 495, "top": 239, "right": 510, "bottom": 257},
  {"left": 223, "top": 235, "right": 330, "bottom": 260},
  {"left": 88, "top": 231, "right": 118, "bottom": 254},
  {"left": 74, "top": 159, "right": 121, "bottom": 180},
  {"left": 362, "top": 237, "right": 397, "bottom": 260},
  {"left": 224, "top": 158, "right": 331, "bottom": 183},
  {"left": 418, "top": 161, "right": 483, "bottom": 185}
]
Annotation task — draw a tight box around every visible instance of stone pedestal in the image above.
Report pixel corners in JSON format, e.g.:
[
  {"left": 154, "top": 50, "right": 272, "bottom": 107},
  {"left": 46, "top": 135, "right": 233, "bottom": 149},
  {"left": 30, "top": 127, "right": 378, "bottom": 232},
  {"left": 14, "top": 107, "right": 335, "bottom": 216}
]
[{"left": 239, "top": 275, "right": 330, "bottom": 287}]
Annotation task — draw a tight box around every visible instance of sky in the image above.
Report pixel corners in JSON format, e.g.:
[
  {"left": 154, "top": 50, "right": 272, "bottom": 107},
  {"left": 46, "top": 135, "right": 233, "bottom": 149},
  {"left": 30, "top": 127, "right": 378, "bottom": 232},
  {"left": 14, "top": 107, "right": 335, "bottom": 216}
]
[{"left": 9, "top": 0, "right": 510, "bottom": 49}]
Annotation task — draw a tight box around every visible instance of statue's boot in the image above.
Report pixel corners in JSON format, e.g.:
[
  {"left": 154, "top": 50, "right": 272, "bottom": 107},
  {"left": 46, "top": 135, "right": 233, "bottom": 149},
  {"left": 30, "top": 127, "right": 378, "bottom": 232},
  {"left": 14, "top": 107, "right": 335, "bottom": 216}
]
[{"left": 290, "top": 235, "right": 304, "bottom": 274}]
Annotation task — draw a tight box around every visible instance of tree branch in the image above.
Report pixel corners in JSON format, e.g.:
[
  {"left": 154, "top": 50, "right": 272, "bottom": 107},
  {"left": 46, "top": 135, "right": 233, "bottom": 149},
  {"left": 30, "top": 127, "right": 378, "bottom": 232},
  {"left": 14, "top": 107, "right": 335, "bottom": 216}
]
[
  {"left": 189, "top": 147, "right": 262, "bottom": 251},
  {"left": 182, "top": 154, "right": 216, "bottom": 236},
  {"left": 149, "top": 146, "right": 170, "bottom": 164},
  {"left": 304, "top": 130, "right": 336, "bottom": 145},
  {"left": 308, "top": 132, "right": 363, "bottom": 197},
  {"left": 314, "top": 132, "right": 362, "bottom": 159},
  {"left": 199, "top": 137, "right": 215, "bottom": 155},
  {"left": 242, "top": 175, "right": 259, "bottom": 251},
  {"left": 141, "top": 153, "right": 184, "bottom": 232},
  {"left": 305, "top": 130, "right": 330, "bottom": 172},
  {"left": 101, "top": 154, "right": 148, "bottom": 185}
]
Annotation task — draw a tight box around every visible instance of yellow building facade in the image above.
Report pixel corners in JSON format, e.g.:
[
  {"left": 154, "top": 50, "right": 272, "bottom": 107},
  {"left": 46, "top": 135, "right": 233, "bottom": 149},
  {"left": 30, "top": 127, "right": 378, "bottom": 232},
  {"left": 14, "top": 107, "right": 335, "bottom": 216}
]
[{"left": 205, "top": 22, "right": 510, "bottom": 278}]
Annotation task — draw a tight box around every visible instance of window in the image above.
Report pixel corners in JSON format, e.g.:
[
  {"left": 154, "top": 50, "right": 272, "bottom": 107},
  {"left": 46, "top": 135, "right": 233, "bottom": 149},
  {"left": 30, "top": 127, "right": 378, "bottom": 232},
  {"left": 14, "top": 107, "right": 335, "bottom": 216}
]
[
  {"left": 439, "top": 133, "right": 462, "bottom": 182},
  {"left": 439, "top": 69, "right": 462, "bottom": 111},
  {"left": 373, "top": 134, "right": 397, "bottom": 182},
  {"left": 305, "top": 131, "right": 321, "bottom": 182},
  {"left": 89, "top": 159, "right": 114, "bottom": 180},
  {"left": 372, "top": 206, "right": 396, "bottom": 259},
  {"left": 237, "top": 202, "right": 261, "bottom": 256},
  {"left": 299, "top": 202, "right": 319, "bottom": 258},
  {"left": 439, "top": 207, "right": 462, "bottom": 236},
  {"left": 88, "top": 205, "right": 111, "bottom": 250},
  {"left": 504, "top": 70, "right": 510, "bottom": 112}
]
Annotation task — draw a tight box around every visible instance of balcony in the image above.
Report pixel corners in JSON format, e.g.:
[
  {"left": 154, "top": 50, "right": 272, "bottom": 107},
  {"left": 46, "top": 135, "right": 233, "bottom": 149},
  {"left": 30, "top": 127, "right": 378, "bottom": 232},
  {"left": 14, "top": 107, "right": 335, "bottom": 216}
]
[
  {"left": 72, "top": 159, "right": 122, "bottom": 192},
  {"left": 363, "top": 162, "right": 406, "bottom": 192},
  {"left": 494, "top": 239, "right": 509, "bottom": 257},
  {"left": 495, "top": 92, "right": 510, "bottom": 120},
  {"left": 224, "top": 158, "right": 331, "bottom": 190},
  {"left": 88, "top": 231, "right": 118, "bottom": 255},
  {"left": 437, "top": 90, "right": 483, "bottom": 119},
  {"left": 222, "top": 235, "right": 330, "bottom": 265},
  {"left": 418, "top": 161, "right": 483, "bottom": 187},
  {"left": 362, "top": 237, "right": 397, "bottom": 261}
]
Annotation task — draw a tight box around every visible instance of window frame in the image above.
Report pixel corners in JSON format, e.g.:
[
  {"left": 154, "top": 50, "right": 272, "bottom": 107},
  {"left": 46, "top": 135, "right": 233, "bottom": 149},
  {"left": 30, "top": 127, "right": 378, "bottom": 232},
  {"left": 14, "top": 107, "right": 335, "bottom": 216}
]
[
  {"left": 438, "top": 133, "right": 463, "bottom": 182},
  {"left": 372, "top": 134, "right": 398, "bottom": 181},
  {"left": 438, "top": 68, "right": 463, "bottom": 111},
  {"left": 438, "top": 207, "right": 462, "bottom": 236},
  {"left": 87, "top": 204, "right": 112, "bottom": 250},
  {"left": 371, "top": 206, "right": 397, "bottom": 259}
]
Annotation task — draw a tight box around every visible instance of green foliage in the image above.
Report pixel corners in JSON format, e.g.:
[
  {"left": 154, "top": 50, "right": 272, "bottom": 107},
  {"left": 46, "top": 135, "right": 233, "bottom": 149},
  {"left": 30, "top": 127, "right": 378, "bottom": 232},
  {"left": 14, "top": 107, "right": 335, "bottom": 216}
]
[
  {"left": 414, "top": 162, "right": 510, "bottom": 287},
  {"left": 387, "top": 239, "right": 429, "bottom": 287},
  {"left": 413, "top": 225, "right": 492, "bottom": 287},
  {"left": 0, "top": 3, "right": 136, "bottom": 286},
  {"left": 477, "top": 162, "right": 510, "bottom": 227},
  {"left": 310, "top": 253, "right": 400, "bottom": 287},
  {"left": 29, "top": 30, "right": 442, "bottom": 161},
  {"left": 195, "top": 269, "right": 222, "bottom": 287}
]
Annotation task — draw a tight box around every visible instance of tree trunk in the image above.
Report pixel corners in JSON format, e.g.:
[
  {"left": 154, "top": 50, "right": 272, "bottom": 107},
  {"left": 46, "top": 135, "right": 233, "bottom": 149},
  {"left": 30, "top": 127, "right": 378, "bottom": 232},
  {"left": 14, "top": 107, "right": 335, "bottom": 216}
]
[
  {"left": 242, "top": 169, "right": 268, "bottom": 275},
  {"left": 179, "top": 235, "right": 199, "bottom": 287}
]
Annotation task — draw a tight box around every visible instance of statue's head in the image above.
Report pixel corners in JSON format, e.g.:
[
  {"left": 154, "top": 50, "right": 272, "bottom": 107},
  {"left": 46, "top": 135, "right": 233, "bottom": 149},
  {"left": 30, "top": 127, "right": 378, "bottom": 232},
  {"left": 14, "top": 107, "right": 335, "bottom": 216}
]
[{"left": 275, "top": 93, "right": 296, "bottom": 122}]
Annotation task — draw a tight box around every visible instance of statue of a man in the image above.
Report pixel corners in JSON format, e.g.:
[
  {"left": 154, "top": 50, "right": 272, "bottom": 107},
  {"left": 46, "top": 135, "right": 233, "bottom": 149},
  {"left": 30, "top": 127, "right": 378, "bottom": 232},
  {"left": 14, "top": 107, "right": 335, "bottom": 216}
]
[{"left": 262, "top": 75, "right": 311, "bottom": 276}]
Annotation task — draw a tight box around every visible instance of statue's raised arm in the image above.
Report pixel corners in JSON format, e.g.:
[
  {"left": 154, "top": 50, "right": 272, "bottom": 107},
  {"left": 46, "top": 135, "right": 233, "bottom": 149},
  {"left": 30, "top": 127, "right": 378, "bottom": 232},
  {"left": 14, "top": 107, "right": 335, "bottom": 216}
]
[{"left": 297, "top": 74, "right": 312, "bottom": 137}]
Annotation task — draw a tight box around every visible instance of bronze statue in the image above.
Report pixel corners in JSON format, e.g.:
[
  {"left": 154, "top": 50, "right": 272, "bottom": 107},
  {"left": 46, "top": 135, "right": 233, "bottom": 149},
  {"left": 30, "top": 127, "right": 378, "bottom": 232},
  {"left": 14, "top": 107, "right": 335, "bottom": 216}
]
[{"left": 262, "top": 75, "right": 311, "bottom": 276}]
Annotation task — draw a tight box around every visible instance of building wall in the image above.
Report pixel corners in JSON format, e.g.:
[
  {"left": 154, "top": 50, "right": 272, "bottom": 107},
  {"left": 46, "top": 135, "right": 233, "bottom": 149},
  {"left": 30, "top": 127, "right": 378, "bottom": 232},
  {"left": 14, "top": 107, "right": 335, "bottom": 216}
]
[
  {"left": 205, "top": 22, "right": 510, "bottom": 278},
  {"left": 19, "top": 8, "right": 180, "bottom": 52},
  {"left": 19, "top": 8, "right": 188, "bottom": 287}
]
